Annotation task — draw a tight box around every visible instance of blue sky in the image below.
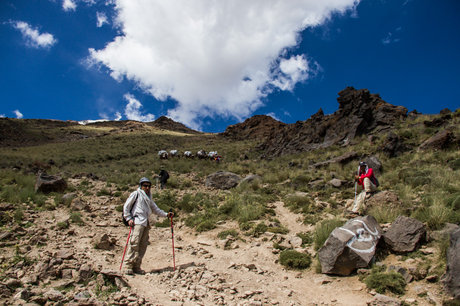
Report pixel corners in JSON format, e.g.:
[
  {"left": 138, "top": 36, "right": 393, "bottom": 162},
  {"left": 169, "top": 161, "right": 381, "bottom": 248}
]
[{"left": 1, "top": 0, "right": 459, "bottom": 132}]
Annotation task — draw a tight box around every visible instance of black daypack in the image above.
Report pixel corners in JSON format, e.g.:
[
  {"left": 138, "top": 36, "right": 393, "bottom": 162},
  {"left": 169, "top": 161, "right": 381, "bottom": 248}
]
[
  {"left": 370, "top": 174, "right": 380, "bottom": 187},
  {"left": 122, "top": 193, "right": 138, "bottom": 226}
]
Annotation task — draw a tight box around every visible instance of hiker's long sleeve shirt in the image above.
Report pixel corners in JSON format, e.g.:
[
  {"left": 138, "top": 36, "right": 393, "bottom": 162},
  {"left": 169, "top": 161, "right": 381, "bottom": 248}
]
[
  {"left": 123, "top": 188, "right": 167, "bottom": 227},
  {"left": 358, "top": 168, "right": 374, "bottom": 186}
]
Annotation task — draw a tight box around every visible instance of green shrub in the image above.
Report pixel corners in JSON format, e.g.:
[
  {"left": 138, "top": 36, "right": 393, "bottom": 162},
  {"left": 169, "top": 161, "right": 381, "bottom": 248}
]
[
  {"left": 57, "top": 221, "right": 69, "bottom": 229},
  {"left": 367, "top": 206, "right": 404, "bottom": 224},
  {"left": 115, "top": 205, "right": 123, "bottom": 212},
  {"left": 279, "top": 250, "right": 311, "bottom": 270},
  {"left": 267, "top": 226, "right": 289, "bottom": 235},
  {"left": 412, "top": 204, "right": 451, "bottom": 230},
  {"left": 97, "top": 189, "right": 111, "bottom": 196},
  {"left": 296, "top": 232, "right": 313, "bottom": 246},
  {"left": 448, "top": 158, "right": 460, "bottom": 171},
  {"left": 249, "top": 222, "right": 268, "bottom": 237},
  {"left": 13, "top": 207, "right": 24, "bottom": 223},
  {"left": 196, "top": 219, "right": 216, "bottom": 232},
  {"left": 285, "top": 195, "right": 313, "bottom": 214},
  {"left": 154, "top": 217, "right": 171, "bottom": 228},
  {"left": 217, "top": 229, "right": 239, "bottom": 239},
  {"left": 364, "top": 270, "right": 406, "bottom": 295},
  {"left": 70, "top": 212, "right": 84, "bottom": 225},
  {"left": 314, "top": 218, "right": 345, "bottom": 250}
]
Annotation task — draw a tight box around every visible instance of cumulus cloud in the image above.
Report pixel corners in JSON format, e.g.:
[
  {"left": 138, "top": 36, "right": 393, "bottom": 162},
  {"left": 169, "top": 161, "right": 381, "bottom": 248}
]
[
  {"left": 13, "top": 110, "right": 23, "bottom": 119},
  {"left": 89, "top": 0, "right": 358, "bottom": 129},
  {"left": 114, "top": 111, "right": 122, "bottom": 121},
  {"left": 62, "top": 0, "right": 77, "bottom": 11},
  {"left": 96, "top": 12, "right": 109, "bottom": 27},
  {"left": 12, "top": 21, "right": 57, "bottom": 49},
  {"left": 0, "top": 114, "right": 5, "bottom": 118},
  {"left": 123, "top": 93, "right": 155, "bottom": 122}
]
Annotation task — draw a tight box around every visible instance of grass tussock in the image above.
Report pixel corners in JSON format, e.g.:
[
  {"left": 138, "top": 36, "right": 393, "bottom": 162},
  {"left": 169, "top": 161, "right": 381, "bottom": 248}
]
[{"left": 279, "top": 250, "right": 312, "bottom": 270}]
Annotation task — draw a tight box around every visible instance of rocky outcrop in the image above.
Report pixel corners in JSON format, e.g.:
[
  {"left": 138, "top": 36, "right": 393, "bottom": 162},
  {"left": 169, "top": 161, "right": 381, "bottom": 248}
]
[
  {"left": 205, "top": 171, "right": 241, "bottom": 190},
  {"left": 418, "top": 130, "right": 455, "bottom": 151},
  {"left": 259, "top": 87, "right": 407, "bottom": 156},
  {"left": 318, "top": 216, "right": 382, "bottom": 275},
  {"left": 383, "top": 216, "right": 426, "bottom": 253},
  {"left": 35, "top": 173, "right": 67, "bottom": 194},
  {"left": 380, "top": 132, "right": 410, "bottom": 158},
  {"left": 221, "top": 115, "right": 287, "bottom": 141},
  {"left": 444, "top": 228, "right": 460, "bottom": 300},
  {"left": 149, "top": 116, "right": 200, "bottom": 134}
]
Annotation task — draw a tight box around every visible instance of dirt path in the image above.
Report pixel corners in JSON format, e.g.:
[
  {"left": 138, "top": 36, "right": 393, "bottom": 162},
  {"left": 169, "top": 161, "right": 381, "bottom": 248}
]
[{"left": 102, "top": 203, "right": 374, "bottom": 305}]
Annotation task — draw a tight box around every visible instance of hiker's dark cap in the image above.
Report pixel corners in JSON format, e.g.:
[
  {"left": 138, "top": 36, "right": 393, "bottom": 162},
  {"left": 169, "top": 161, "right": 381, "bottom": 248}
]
[{"left": 139, "top": 177, "right": 151, "bottom": 186}]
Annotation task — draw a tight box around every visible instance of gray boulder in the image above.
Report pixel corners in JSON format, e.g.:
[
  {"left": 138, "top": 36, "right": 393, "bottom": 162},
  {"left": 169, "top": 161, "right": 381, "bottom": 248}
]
[
  {"left": 318, "top": 216, "right": 382, "bottom": 275},
  {"left": 418, "top": 130, "right": 455, "bottom": 151},
  {"left": 35, "top": 173, "right": 67, "bottom": 193},
  {"left": 239, "top": 174, "right": 262, "bottom": 185},
  {"left": 444, "top": 228, "right": 460, "bottom": 300},
  {"left": 364, "top": 156, "right": 382, "bottom": 176},
  {"left": 205, "top": 171, "right": 241, "bottom": 190},
  {"left": 383, "top": 216, "right": 426, "bottom": 253}
]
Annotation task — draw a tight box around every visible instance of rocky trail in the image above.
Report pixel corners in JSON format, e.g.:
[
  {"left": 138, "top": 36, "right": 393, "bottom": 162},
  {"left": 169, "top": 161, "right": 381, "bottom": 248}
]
[{"left": 0, "top": 177, "right": 449, "bottom": 305}]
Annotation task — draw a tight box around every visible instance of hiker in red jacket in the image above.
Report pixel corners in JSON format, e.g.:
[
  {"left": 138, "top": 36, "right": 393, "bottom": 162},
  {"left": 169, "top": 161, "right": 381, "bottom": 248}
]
[{"left": 351, "top": 162, "right": 379, "bottom": 214}]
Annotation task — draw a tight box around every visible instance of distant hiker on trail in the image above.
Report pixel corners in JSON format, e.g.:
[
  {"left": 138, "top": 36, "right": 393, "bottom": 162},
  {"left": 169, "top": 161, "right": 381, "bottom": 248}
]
[
  {"left": 350, "top": 161, "right": 379, "bottom": 214},
  {"left": 123, "top": 177, "right": 173, "bottom": 275},
  {"left": 158, "top": 169, "right": 169, "bottom": 189}
]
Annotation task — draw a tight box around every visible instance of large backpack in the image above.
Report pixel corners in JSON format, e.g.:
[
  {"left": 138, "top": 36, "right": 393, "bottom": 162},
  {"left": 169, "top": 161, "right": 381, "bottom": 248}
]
[
  {"left": 122, "top": 193, "right": 138, "bottom": 226},
  {"left": 370, "top": 174, "right": 380, "bottom": 187}
]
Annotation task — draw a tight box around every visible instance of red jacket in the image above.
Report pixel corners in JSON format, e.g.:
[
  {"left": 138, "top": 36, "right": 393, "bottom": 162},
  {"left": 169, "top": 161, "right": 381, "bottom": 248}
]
[{"left": 358, "top": 168, "right": 374, "bottom": 186}]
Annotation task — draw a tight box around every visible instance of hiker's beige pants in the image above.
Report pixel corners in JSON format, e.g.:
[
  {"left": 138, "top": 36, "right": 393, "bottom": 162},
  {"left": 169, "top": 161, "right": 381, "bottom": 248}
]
[
  {"left": 351, "top": 178, "right": 377, "bottom": 213},
  {"left": 125, "top": 224, "right": 150, "bottom": 270}
]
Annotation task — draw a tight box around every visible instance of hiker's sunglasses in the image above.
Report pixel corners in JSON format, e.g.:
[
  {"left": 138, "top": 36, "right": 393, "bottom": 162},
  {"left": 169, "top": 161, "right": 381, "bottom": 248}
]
[{"left": 141, "top": 184, "right": 151, "bottom": 188}]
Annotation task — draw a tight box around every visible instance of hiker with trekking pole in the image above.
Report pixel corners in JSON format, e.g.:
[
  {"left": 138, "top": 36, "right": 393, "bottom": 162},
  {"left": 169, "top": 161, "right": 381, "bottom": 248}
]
[
  {"left": 350, "top": 161, "right": 379, "bottom": 215},
  {"left": 120, "top": 177, "right": 174, "bottom": 275}
]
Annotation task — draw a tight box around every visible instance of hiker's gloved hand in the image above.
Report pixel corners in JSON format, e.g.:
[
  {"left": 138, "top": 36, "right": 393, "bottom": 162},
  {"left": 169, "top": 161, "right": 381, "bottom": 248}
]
[
  {"left": 128, "top": 220, "right": 134, "bottom": 227},
  {"left": 167, "top": 212, "right": 174, "bottom": 218}
]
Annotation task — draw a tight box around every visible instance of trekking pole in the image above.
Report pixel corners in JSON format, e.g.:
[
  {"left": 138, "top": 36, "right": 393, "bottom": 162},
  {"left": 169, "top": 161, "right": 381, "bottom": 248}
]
[
  {"left": 169, "top": 209, "right": 176, "bottom": 271},
  {"left": 120, "top": 226, "right": 132, "bottom": 271},
  {"left": 353, "top": 165, "right": 359, "bottom": 207}
]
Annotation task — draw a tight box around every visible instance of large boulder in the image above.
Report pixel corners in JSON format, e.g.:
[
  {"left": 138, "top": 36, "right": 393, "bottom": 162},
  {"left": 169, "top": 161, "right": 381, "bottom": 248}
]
[
  {"left": 35, "top": 173, "right": 67, "bottom": 193},
  {"left": 444, "top": 228, "right": 460, "bottom": 300},
  {"left": 205, "top": 171, "right": 241, "bottom": 190},
  {"left": 418, "top": 130, "right": 455, "bottom": 151},
  {"left": 383, "top": 216, "right": 426, "bottom": 253},
  {"left": 380, "top": 132, "right": 409, "bottom": 158},
  {"left": 318, "top": 216, "right": 382, "bottom": 275},
  {"left": 363, "top": 156, "right": 382, "bottom": 176},
  {"left": 364, "top": 191, "right": 403, "bottom": 213}
]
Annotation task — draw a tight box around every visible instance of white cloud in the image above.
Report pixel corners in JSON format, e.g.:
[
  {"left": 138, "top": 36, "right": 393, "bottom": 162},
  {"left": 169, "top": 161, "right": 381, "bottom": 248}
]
[
  {"left": 271, "top": 55, "right": 312, "bottom": 91},
  {"left": 114, "top": 111, "right": 122, "bottom": 121},
  {"left": 0, "top": 114, "right": 5, "bottom": 118},
  {"left": 12, "top": 21, "right": 57, "bottom": 49},
  {"left": 266, "top": 112, "right": 281, "bottom": 122},
  {"left": 123, "top": 93, "right": 155, "bottom": 122},
  {"left": 96, "top": 12, "right": 109, "bottom": 27},
  {"left": 89, "top": 0, "right": 359, "bottom": 129},
  {"left": 62, "top": 0, "right": 77, "bottom": 11},
  {"left": 382, "top": 27, "right": 402, "bottom": 45},
  {"left": 13, "top": 110, "right": 23, "bottom": 119}
]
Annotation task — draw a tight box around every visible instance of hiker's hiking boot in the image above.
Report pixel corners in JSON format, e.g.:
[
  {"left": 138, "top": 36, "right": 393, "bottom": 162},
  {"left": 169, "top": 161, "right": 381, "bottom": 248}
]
[
  {"left": 124, "top": 268, "right": 134, "bottom": 275},
  {"left": 133, "top": 268, "right": 146, "bottom": 275}
]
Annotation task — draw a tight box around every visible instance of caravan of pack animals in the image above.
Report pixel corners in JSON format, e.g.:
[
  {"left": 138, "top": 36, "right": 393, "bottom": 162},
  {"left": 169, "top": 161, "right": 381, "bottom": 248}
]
[
  {"left": 0, "top": 87, "right": 459, "bottom": 305},
  {"left": 158, "top": 150, "right": 222, "bottom": 162}
]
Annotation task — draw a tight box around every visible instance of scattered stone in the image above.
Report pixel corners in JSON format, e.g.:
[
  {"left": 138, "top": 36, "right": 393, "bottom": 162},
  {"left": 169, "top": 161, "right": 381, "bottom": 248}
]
[
  {"left": 44, "top": 288, "right": 64, "bottom": 302},
  {"left": 367, "top": 293, "right": 401, "bottom": 306},
  {"left": 92, "top": 233, "right": 115, "bottom": 250}
]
